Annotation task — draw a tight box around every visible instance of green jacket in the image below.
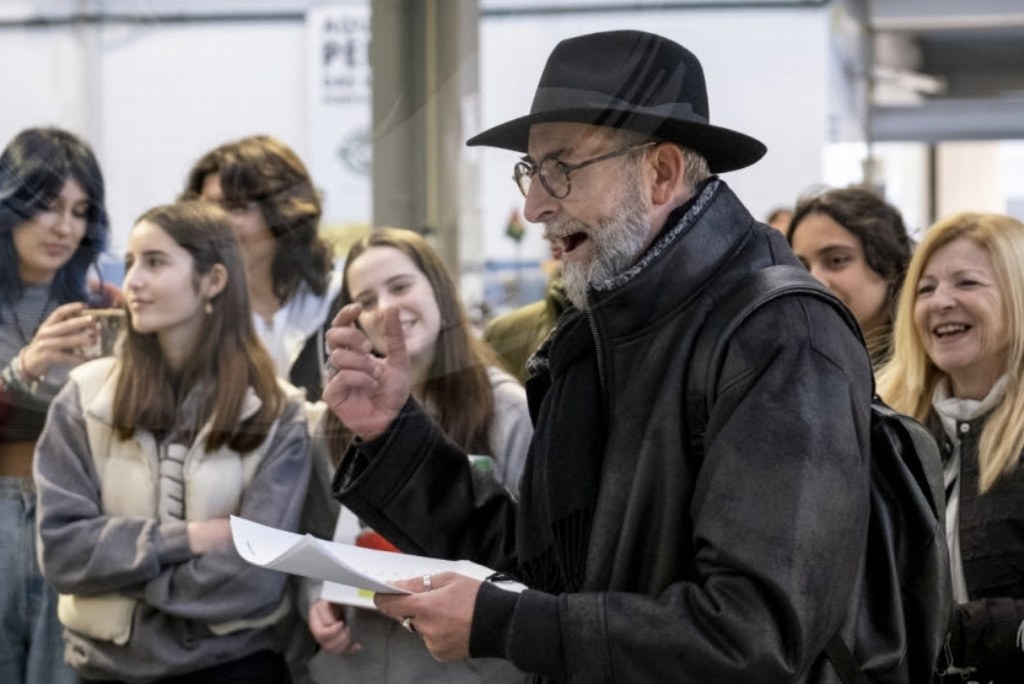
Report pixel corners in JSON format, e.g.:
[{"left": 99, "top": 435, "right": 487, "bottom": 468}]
[{"left": 484, "top": 276, "right": 569, "bottom": 383}]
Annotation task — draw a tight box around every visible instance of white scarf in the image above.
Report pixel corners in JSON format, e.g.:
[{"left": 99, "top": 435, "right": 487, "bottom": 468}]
[
  {"left": 931, "top": 374, "right": 1008, "bottom": 603},
  {"left": 253, "top": 269, "right": 342, "bottom": 378}
]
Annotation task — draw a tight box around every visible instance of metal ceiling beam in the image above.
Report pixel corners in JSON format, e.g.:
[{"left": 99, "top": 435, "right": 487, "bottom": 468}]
[
  {"left": 480, "top": 0, "right": 826, "bottom": 17},
  {"left": 871, "top": 97, "right": 1024, "bottom": 142},
  {"left": 871, "top": 0, "right": 1024, "bottom": 31}
]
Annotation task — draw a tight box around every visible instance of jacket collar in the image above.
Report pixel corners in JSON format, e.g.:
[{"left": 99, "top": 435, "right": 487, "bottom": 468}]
[
  {"left": 589, "top": 177, "right": 717, "bottom": 299},
  {"left": 525, "top": 178, "right": 758, "bottom": 378},
  {"left": 587, "top": 178, "right": 757, "bottom": 338}
]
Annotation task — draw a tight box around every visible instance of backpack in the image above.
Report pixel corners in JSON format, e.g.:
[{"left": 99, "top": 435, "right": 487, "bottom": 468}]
[{"left": 686, "top": 264, "right": 953, "bottom": 683}]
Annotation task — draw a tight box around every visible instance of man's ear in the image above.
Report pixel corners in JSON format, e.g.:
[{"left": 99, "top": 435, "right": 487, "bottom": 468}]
[
  {"left": 648, "top": 143, "right": 686, "bottom": 206},
  {"left": 204, "top": 263, "right": 228, "bottom": 299}
]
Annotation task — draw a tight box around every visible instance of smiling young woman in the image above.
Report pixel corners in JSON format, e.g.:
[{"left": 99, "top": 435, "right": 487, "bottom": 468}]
[{"left": 306, "top": 227, "right": 532, "bottom": 684}]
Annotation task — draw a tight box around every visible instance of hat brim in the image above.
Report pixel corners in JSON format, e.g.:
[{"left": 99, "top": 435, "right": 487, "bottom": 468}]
[{"left": 467, "top": 107, "right": 766, "bottom": 173}]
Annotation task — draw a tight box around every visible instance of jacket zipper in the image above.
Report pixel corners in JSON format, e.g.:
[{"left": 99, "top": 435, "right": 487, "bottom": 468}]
[{"left": 585, "top": 308, "right": 607, "bottom": 394}]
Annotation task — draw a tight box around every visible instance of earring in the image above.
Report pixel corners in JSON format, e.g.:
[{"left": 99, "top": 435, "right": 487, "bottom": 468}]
[{"left": 204, "top": 301, "right": 213, "bottom": 315}]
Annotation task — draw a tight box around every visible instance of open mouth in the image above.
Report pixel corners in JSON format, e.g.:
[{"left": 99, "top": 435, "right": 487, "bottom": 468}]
[
  {"left": 933, "top": 323, "right": 970, "bottom": 339},
  {"left": 561, "top": 232, "right": 588, "bottom": 253}
]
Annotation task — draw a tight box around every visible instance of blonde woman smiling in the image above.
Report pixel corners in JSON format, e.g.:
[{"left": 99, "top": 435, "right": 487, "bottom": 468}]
[{"left": 878, "top": 212, "right": 1024, "bottom": 682}]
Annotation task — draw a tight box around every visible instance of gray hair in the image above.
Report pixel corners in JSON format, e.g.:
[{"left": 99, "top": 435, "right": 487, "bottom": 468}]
[
  {"left": 607, "top": 128, "right": 711, "bottom": 192},
  {"left": 679, "top": 146, "right": 711, "bottom": 189}
]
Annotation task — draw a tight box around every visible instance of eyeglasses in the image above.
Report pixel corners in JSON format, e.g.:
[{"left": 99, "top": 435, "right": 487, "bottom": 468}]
[{"left": 513, "top": 141, "right": 657, "bottom": 199}]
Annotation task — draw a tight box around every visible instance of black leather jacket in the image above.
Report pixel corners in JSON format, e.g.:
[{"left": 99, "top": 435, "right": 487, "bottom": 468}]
[{"left": 337, "top": 179, "right": 874, "bottom": 683}]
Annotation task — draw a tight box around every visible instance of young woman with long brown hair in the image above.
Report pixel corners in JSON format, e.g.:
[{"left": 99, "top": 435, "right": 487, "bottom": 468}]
[
  {"left": 306, "top": 228, "right": 531, "bottom": 684},
  {"left": 34, "top": 201, "right": 310, "bottom": 683}
]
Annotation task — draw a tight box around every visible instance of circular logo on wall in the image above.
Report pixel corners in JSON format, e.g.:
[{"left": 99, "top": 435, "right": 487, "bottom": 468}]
[{"left": 337, "top": 129, "right": 370, "bottom": 177}]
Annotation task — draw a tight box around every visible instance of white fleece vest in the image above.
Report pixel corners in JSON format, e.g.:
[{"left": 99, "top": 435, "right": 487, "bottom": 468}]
[{"left": 57, "top": 357, "right": 286, "bottom": 643}]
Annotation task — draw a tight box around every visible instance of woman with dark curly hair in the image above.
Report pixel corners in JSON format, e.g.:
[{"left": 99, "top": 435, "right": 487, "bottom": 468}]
[
  {"left": 788, "top": 186, "right": 913, "bottom": 368},
  {"left": 183, "top": 135, "right": 342, "bottom": 401},
  {"left": 0, "top": 127, "right": 113, "bottom": 684}
]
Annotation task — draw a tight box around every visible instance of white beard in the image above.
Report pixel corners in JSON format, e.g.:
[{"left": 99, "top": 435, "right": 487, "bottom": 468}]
[{"left": 553, "top": 166, "right": 652, "bottom": 310}]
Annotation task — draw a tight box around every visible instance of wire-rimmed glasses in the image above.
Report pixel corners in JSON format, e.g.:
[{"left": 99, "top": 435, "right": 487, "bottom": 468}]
[{"left": 512, "top": 141, "right": 657, "bottom": 199}]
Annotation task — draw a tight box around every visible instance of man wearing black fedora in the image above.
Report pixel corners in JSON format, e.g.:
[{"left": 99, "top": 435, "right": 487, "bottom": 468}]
[{"left": 324, "top": 30, "right": 875, "bottom": 682}]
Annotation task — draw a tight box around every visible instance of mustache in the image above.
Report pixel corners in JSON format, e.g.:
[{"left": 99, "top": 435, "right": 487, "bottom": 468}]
[{"left": 542, "top": 216, "right": 589, "bottom": 242}]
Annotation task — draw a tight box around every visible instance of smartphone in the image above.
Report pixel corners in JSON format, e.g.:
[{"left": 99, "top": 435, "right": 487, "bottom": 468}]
[{"left": 81, "top": 308, "right": 127, "bottom": 359}]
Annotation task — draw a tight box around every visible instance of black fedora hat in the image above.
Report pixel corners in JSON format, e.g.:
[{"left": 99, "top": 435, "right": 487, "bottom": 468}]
[{"left": 467, "top": 30, "right": 766, "bottom": 173}]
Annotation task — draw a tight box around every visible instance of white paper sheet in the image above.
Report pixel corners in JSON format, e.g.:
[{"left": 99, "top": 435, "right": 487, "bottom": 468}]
[{"left": 230, "top": 516, "right": 525, "bottom": 601}]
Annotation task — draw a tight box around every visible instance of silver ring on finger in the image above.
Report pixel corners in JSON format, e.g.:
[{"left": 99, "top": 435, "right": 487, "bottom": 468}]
[
  {"left": 401, "top": 616, "right": 416, "bottom": 633},
  {"left": 422, "top": 574, "right": 433, "bottom": 591}
]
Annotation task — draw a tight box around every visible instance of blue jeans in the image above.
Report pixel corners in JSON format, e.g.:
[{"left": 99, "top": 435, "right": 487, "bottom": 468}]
[{"left": 0, "top": 476, "right": 76, "bottom": 684}]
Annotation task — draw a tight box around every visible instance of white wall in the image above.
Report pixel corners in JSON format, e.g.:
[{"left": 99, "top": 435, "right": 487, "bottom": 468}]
[
  {"left": 104, "top": 21, "right": 308, "bottom": 248},
  {"left": 937, "top": 142, "right": 1006, "bottom": 218},
  {"left": 0, "top": 18, "right": 308, "bottom": 254},
  {"left": 1002, "top": 141, "right": 1024, "bottom": 222},
  {"left": 0, "top": 28, "right": 95, "bottom": 149},
  {"left": 475, "top": 7, "right": 833, "bottom": 271}
]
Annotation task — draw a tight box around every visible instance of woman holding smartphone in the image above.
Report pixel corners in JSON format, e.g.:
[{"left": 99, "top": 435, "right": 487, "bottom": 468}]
[{"left": 0, "top": 127, "right": 111, "bottom": 684}]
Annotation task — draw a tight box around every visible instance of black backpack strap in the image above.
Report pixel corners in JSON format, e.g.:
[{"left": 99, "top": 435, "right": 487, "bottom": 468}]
[
  {"left": 824, "top": 633, "right": 869, "bottom": 684},
  {"left": 686, "top": 264, "right": 863, "bottom": 460},
  {"left": 874, "top": 403, "right": 947, "bottom": 521},
  {"left": 685, "top": 264, "right": 870, "bottom": 683}
]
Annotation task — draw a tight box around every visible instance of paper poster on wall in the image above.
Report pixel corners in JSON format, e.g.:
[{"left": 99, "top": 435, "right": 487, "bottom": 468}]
[{"left": 307, "top": 2, "right": 373, "bottom": 257}]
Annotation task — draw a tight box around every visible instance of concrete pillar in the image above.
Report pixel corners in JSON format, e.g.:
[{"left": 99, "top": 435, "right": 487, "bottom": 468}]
[{"left": 369, "top": 0, "right": 479, "bottom": 275}]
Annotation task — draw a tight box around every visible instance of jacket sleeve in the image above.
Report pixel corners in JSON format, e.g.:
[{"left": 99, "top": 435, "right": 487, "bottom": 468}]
[
  {"left": 335, "top": 398, "right": 521, "bottom": 569},
  {"left": 35, "top": 381, "right": 193, "bottom": 594},
  {"left": 140, "top": 397, "right": 311, "bottom": 623},
  {"left": 950, "top": 597, "right": 1024, "bottom": 678}
]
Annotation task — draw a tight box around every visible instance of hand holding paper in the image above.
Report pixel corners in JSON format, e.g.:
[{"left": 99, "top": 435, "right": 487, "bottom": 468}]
[
  {"left": 375, "top": 571, "right": 484, "bottom": 662},
  {"left": 230, "top": 516, "right": 525, "bottom": 600}
]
